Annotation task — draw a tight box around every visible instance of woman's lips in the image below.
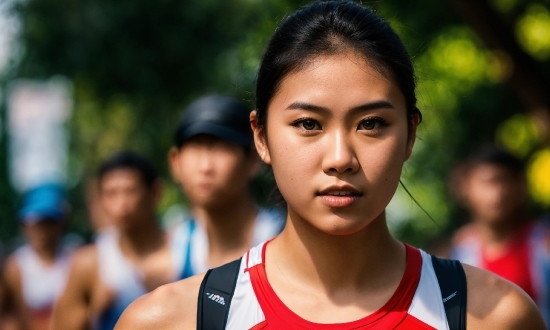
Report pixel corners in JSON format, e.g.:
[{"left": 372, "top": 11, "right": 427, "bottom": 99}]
[{"left": 319, "top": 191, "right": 362, "bottom": 207}]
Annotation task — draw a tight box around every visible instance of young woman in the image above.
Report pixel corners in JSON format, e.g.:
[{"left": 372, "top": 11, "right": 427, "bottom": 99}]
[{"left": 116, "top": 1, "right": 545, "bottom": 329}]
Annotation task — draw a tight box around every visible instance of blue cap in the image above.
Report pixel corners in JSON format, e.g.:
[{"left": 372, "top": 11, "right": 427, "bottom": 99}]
[
  {"left": 174, "top": 95, "right": 253, "bottom": 148},
  {"left": 18, "top": 183, "right": 68, "bottom": 222}
]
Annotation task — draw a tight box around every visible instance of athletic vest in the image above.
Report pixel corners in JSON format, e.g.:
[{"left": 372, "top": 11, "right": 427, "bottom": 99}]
[
  {"left": 93, "top": 228, "right": 185, "bottom": 330},
  {"left": 451, "top": 221, "right": 550, "bottom": 325},
  {"left": 14, "top": 245, "right": 72, "bottom": 315},
  {"left": 198, "top": 241, "right": 467, "bottom": 330},
  {"left": 171, "top": 208, "right": 285, "bottom": 279}
]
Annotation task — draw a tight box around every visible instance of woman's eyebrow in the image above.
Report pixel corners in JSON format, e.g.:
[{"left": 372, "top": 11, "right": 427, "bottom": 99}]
[
  {"left": 350, "top": 101, "right": 395, "bottom": 113},
  {"left": 286, "top": 100, "right": 395, "bottom": 114},
  {"left": 286, "top": 102, "right": 330, "bottom": 114}
]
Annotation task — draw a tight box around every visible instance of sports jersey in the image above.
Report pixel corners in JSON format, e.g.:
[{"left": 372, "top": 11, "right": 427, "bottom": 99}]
[
  {"left": 14, "top": 244, "right": 72, "bottom": 324},
  {"left": 93, "top": 228, "right": 185, "bottom": 330},
  {"left": 450, "top": 221, "right": 550, "bottom": 325},
  {"left": 223, "top": 241, "right": 451, "bottom": 329},
  {"left": 170, "top": 208, "right": 285, "bottom": 278}
]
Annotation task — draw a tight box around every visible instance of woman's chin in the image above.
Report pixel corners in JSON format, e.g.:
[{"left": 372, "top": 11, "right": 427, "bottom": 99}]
[{"left": 310, "top": 216, "right": 376, "bottom": 236}]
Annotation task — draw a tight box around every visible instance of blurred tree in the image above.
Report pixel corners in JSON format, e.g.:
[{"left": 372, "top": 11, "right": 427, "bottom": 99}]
[
  {"left": 0, "top": 81, "right": 18, "bottom": 244},
  {"left": 445, "top": 0, "right": 550, "bottom": 136},
  {"left": 5, "top": 0, "right": 304, "bottom": 240},
  {"left": 2, "top": 0, "right": 549, "bottom": 246}
]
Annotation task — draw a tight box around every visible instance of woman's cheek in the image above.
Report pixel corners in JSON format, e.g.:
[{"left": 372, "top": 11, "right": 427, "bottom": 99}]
[{"left": 270, "top": 139, "right": 318, "bottom": 199}]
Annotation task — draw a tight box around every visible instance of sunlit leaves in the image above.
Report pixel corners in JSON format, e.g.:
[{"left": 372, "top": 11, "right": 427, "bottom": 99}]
[
  {"left": 489, "top": 0, "right": 520, "bottom": 13},
  {"left": 420, "top": 27, "right": 493, "bottom": 92},
  {"left": 72, "top": 85, "right": 135, "bottom": 170},
  {"left": 516, "top": 4, "right": 550, "bottom": 60},
  {"left": 496, "top": 113, "right": 542, "bottom": 158},
  {"left": 527, "top": 148, "right": 550, "bottom": 206}
]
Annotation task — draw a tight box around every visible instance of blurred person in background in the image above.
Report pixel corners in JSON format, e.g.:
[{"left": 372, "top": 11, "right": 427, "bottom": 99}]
[
  {"left": 168, "top": 94, "right": 283, "bottom": 278},
  {"left": 0, "top": 183, "right": 73, "bottom": 330},
  {"left": 449, "top": 145, "right": 550, "bottom": 324},
  {"left": 52, "top": 151, "right": 186, "bottom": 330},
  {"left": 85, "top": 177, "right": 111, "bottom": 236}
]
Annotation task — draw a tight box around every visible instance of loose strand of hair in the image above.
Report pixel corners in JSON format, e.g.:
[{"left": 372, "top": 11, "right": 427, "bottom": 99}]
[{"left": 399, "top": 179, "right": 437, "bottom": 225}]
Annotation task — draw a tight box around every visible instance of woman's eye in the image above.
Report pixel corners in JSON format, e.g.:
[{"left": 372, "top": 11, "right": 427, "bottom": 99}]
[
  {"left": 296, "top": 119, "right": 321, "bottom": 130},
  {"left": 358, "top": 118, "right": 386, "bottom": 131}
]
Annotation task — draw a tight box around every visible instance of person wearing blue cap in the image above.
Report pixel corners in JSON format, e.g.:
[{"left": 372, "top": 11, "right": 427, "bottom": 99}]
[
  {"left": 1, "top": 183, "right": 74, "bottom": 330},
  {"left": 167, "top": 94, "right": 284, "bottom": 278}
]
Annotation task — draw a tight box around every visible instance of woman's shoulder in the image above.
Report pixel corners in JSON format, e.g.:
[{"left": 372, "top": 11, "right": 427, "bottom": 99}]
[
  {"left": 463, "top": 264, "right": 545, "bottom": 329},
  {"left": 115, "top": 272, "right": 206, "bottom": 330}
]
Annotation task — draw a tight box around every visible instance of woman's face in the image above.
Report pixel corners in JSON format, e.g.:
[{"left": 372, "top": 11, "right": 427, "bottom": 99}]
[{"left": 253, "top": 52, "right": 416, "bottom": 235}]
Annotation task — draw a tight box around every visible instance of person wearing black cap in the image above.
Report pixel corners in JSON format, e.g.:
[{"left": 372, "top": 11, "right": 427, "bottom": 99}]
[
  {"left": 168, "top": 94, "right": 283, "bottom": 278},
  {"left": 0, "top": 183, "right": 74, "bottom": 330}
]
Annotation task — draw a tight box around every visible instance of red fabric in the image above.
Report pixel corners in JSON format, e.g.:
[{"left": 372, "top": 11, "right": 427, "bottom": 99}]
[
  {"left": 248, "top": 243, "right": 434, "bottom": 329},
  {"left": 482, "top": 224, "right": 536, "bottom": 300}
]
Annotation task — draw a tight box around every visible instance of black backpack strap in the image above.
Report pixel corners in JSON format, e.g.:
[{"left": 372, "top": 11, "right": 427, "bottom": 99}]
[
  {"left": 431, "top": 255, "right": 467, "bottom": 330},
  {"left": 197, "top": 257, "right": 242, "bottom": 330}
]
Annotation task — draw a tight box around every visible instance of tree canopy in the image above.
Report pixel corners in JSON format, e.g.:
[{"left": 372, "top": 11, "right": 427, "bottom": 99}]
[{"left": 1, "top": 0, "right": 549, "bottom": 246}]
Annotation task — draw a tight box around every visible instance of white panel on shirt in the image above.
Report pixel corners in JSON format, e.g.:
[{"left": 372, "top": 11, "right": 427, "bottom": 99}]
[
  {"left": 408, "top": 250, "right": 450, "bottom": 330},
  {"left": 226, "top": 255, "right": 265, "bottom": 330}
]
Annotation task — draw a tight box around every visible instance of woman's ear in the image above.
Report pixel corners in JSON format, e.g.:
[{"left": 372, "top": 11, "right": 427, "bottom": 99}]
[
  {"left": 250, "top": 111, "right": 271, "bottom": 165},
  {"left": 405, "top": 113, "right": 420, "bottom": 161}
]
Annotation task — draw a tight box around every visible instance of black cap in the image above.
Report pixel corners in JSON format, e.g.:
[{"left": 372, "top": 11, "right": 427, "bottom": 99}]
[{"left": 174, "top": 95, "right": 252, "bottom": 148}]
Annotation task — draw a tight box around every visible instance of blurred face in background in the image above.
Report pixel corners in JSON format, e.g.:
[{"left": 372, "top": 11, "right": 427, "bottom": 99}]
[
  {"left": 99, "top": 168, "right": 159, "bottom": 230},
  {"left": 463, "top": 163, "right": 527, "bottom": 225},
  {"left": 23, "top": 218, "right": 64, "bottom": 253},
  {"left": 170, "top": 134, "right": 258, "bottom": 210}
]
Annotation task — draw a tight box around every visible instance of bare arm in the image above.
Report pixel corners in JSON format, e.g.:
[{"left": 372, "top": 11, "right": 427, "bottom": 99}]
[
  {"left": 51, "top": 246, "right": 97, "bottom": 330},
  {"left": 465, "top": 264, "right": 546, "bottom": 330},
  {"left": 115, "top": 273, "right": 205, "bottom": 330},
  {"left": 0, "top": 257, "right": 25, "bottom": 330}
]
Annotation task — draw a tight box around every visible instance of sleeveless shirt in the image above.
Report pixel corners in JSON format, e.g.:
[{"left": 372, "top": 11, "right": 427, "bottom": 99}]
[
  {"left": 451, "top": 221, "right": 550, "bottom": 325},
  {"left": 14, "top": 245, "right": 72, "bottom": 314},
  {"left": 93, "top": 228, "right": 185, "bottom": 329},
  {"left": 224, "top": 242, "right": 450, "bottom": 329}
]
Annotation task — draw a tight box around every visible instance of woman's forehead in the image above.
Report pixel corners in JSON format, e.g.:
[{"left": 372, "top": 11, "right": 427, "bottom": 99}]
[{"left": 269, "top": 52, "right": 406, "bottom": 114}]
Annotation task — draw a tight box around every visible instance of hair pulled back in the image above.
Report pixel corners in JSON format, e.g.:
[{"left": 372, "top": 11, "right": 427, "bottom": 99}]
[{"left": 255, "top": 0, "right": 421, "bottom": 132}]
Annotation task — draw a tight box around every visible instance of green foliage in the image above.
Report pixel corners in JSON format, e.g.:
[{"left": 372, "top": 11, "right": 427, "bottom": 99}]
[
  {"left": 1, "top": 0, "right": 549, "bottom": 246},
  {"left": 5, "top": 0, "right": 304, "bottom": 238}
]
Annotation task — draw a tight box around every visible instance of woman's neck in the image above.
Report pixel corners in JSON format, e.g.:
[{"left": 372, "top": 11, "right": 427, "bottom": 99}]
[{"left": 268, "top": 210, "right": 405, "bottom": 295}]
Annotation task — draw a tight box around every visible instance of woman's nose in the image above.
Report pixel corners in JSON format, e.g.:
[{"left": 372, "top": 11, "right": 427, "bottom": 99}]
[{"left": 321, "top": 131, "right": 359, "bottom": 175}]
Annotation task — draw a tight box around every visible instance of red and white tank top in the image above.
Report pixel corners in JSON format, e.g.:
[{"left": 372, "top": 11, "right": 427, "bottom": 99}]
[
  {"left": 225, "top": 242, "right": 450, "bottom": 329},
  {"left": 450, "top": 221, "right": 550, "bottom": 325}
]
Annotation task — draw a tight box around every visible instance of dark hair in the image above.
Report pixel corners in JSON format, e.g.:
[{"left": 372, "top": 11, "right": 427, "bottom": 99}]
[
  {"left": 255, "top": 0, "right": 421, "bottom": 135},
  {"left": 98, "top": 151, "right": 159, "bottom": 188},
  {"left": 465, "top": 145, "right": 525, "bottom": 176}
]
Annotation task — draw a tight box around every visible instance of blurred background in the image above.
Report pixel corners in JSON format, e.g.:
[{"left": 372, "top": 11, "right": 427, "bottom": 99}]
[{"left": 0, "top": 0, "right": 549, "bottom": 251}]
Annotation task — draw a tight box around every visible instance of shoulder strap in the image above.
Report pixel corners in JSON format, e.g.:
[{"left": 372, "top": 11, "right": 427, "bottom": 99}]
[
  {"left": 430, "top": 255, "right": 467, "bottom": 330},
  {"left": 197, "top": 257, "right": 242, "bottom": 330}
]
